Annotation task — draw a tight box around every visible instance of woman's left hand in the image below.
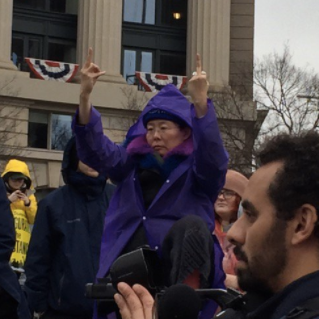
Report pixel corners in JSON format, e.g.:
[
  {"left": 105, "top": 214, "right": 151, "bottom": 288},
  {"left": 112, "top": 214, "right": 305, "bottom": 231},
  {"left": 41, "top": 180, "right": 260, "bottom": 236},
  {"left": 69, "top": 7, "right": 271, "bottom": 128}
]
[{"left": 188, "top": 54, "right": 209, "bottom": 110}]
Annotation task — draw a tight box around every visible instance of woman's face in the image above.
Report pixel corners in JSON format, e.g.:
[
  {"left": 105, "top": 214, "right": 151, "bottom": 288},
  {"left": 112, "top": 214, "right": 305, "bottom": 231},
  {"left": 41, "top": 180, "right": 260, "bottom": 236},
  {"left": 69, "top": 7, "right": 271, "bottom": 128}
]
[
  {"left": 146, "top": 120, "right": 191, "bottom": 156},
  {"left": 214, "top": 188, "right": 240, "bottom": 223},
  {"left": 8, "top": 177, "right": 25, "bottom": 190}
]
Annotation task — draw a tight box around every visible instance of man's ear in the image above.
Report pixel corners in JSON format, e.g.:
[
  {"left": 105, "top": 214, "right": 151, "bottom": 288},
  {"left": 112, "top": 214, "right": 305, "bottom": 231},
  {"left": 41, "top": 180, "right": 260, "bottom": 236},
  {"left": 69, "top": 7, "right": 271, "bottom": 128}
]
[{"left": 291, "top": 204, "right": 318, "bottom": 245}]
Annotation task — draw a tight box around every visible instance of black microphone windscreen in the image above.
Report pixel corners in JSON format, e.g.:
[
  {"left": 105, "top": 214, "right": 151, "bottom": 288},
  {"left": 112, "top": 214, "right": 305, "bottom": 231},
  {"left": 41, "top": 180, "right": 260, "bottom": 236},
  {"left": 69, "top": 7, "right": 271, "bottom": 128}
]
[{"left": 157, "top": 284, "right": 202, "bottom": 319}]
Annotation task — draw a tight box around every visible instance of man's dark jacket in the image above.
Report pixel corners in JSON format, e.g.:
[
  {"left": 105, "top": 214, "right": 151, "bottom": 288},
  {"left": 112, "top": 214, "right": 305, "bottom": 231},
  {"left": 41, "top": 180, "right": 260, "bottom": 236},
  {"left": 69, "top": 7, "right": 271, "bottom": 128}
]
[
  {"left": 0, "top": 177, "right": 30, "bottom": 319},
  {"left": 247, "top": 271, "right": 319, "bottom": 319},
  {"left": 24, "top": 138, "right": 115, "bottom": 317}
]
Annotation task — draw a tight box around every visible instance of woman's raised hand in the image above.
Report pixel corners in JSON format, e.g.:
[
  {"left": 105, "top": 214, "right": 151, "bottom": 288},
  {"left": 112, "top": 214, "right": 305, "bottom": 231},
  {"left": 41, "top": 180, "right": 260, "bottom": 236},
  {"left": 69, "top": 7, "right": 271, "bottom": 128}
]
[
  {"left": 80, "top": 48, "right": 106, "bottom": 97},
  {"left": 78, "top": 48, "right": 105, "bottom": 124},
  {"left": 188, "top": 54, "right": 209, "bottom": 116}
]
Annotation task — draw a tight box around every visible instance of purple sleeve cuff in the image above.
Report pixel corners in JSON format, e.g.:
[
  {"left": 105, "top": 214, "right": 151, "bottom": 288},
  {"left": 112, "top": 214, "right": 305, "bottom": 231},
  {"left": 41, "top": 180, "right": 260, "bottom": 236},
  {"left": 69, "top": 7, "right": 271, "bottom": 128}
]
[
  {"left": 72, "top": 105, "right": 102, "bottom": 132},
  {"left": 72, "top": 105, "right": 132, "bottom": 180},
  {"left": 191, "top": 99, "right": 229, "bottom": 197}
]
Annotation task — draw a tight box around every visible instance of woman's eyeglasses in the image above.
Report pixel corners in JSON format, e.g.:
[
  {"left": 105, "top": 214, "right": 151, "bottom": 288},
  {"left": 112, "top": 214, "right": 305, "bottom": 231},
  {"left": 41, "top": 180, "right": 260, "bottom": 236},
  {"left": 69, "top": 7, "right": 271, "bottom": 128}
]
[{"left": 217, "top": 189, "right": 237, "bottom": 200}]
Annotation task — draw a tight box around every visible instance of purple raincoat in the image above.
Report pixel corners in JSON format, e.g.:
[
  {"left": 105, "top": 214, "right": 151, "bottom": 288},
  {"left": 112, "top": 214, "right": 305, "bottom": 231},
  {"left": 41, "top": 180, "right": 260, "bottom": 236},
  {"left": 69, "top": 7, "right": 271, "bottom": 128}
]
[{"left": 73, "top": 84, "right": 229, "bottom": 319}]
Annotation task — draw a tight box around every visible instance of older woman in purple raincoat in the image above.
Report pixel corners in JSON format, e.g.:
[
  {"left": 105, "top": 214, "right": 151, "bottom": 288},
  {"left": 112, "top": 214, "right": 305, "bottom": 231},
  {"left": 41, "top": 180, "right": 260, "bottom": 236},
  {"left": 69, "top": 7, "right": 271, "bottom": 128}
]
[{"left": 73, "top": 49, "right": 229, "bottom": 319}]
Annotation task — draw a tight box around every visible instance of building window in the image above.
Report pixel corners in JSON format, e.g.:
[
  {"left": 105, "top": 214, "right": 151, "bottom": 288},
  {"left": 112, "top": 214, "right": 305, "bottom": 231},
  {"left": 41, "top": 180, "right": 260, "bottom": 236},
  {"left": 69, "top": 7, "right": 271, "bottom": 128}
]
[
  {"left": 14, "top": 0, "right": 76, "bottom": 14},
  {"left": 12, "top": 1, "right": 77, "bottom": 69},
  {"left": 11, "top": 37, "right": 24, "bottom": 69},
  {"left": 160, "top": 52, "right": 186, "bottom": 76},
  {"left": 161, "top": 0, "right": 187, "bottom": 27},
  {"left": 50, "top": 0, "right": 66, "bottom": 13},
  {"left": 50, "top": 114, "right": 73, "bottom": 150},
  {"left": 123, "top": 49, "right": 153, "bottom": 83},
  {"left": 123, "top": 0, "right": 156, "bottom": 24},
  {"left": 11, "top": 33, "right": 76, "bottom": 70},
  {"left": 28, "top": 111, "right": 72, "bottom": 151},
  {"left": 48, "top": 41, "right": 76, "bottom": 63},
  {"left": 123, "top": 0, "right": 187, "bottom": 27},
  {"left": 11, "top": 35, "right": 43, "bottom": 70},
  {"left": 122, "top": 48, "right": 186, "bottom": 82},
  {"left": 122, "top": 0, "right": 187, "bottom": 84},
  {"left": 28, "top": 112, "right": 48, "bottom": 149},
  {"left": 14, "top": 0, "right": 45, "bottom": 10}
]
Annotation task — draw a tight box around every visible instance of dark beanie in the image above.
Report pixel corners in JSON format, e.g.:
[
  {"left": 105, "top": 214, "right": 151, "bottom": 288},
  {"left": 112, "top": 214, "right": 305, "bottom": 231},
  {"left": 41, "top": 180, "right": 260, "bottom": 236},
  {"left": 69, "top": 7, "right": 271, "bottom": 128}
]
[{"left": 143, "top": 109, "right": 186, "bottom": 128}]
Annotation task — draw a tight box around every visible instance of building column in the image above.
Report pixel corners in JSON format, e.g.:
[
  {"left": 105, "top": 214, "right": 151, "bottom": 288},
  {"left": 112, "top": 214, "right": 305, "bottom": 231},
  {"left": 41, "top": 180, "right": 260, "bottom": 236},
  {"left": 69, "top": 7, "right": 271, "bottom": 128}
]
[
  {"left": 0, "top": 0, "right": 17, "bottom": 70},
  {"left": 77, "top": 0, "right": 126, "bottom": 84},
  {"left": 187, "top": 0, "right": 231, "bottom": 89}
]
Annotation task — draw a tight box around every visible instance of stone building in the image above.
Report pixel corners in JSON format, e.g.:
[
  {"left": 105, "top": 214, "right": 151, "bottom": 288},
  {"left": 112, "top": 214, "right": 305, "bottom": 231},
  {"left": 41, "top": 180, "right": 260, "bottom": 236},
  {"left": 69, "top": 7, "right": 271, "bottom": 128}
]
[{"left": 0, "top": 0, "right": 258, "bottom": 199}]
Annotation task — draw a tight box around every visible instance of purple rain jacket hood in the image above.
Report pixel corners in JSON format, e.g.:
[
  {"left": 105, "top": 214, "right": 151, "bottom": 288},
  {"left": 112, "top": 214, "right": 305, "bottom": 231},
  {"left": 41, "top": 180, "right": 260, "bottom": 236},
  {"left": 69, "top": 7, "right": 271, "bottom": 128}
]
[{"left": 126, "top": 84, "right": 192, "bottom": 140}]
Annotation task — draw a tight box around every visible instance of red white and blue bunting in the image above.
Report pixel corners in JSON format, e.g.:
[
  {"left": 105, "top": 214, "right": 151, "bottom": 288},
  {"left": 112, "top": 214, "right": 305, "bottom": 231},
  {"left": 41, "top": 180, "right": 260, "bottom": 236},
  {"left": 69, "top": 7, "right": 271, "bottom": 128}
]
[
  {"left": 135, "top": 72, "right": 188, "bottom": 92},
  {"left": 25, "top": 58, "right": 79, "bottom": 82}
]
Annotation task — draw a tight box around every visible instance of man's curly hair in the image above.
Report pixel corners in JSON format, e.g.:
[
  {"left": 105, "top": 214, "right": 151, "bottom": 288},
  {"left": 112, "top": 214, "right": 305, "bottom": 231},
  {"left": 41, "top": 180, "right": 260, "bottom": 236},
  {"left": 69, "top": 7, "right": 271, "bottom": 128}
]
[{"left": 258, "top": 131, "right": 319, "bottom": 236}]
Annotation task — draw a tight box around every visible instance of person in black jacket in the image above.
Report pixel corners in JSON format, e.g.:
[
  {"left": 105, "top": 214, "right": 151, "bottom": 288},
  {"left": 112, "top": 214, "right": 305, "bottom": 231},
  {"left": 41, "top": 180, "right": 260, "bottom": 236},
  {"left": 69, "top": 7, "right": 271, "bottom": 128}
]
[
  {"left": 0, "top": 177, "right": 31, "bottom": 319},
  {"left": 24, "top": 136, "right": 115, "bottom": 319}
]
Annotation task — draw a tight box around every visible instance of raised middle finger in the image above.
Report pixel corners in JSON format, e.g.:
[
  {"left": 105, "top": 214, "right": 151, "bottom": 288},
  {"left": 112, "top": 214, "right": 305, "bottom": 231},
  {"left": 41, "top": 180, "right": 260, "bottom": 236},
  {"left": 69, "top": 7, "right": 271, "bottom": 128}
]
[
  {"left": 196, "top": 53, "right": 202, "bottom": 75},
  {"left": 84, "top": 47, "right": 93, "bottom": 68}
]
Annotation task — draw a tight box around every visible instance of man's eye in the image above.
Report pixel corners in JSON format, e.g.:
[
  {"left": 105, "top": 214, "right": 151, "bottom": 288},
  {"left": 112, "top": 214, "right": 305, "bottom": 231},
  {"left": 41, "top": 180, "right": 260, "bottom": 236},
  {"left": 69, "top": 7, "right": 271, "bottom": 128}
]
[
  {"left": 147, "top": 127, "right": 153, "bottom": 131},
  {"left": 244, "top": 210, "right": 256, "bottom": 221},
  {"left": 244, "top": 211, "right": 251, "bottom": 217}
]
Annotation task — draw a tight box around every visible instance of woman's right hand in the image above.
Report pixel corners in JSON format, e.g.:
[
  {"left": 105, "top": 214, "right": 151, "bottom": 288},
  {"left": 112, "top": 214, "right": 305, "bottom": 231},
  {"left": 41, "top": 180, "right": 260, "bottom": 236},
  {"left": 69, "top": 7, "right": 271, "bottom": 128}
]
[
  {"left": 188, "top": 54, "right": 209, "bottom": 117},
  {"left": 80, "top": 47, "right": 106, "bottom": 97},
  {"left": 78, "top": 48, "right": 106, "bottom": 125}
]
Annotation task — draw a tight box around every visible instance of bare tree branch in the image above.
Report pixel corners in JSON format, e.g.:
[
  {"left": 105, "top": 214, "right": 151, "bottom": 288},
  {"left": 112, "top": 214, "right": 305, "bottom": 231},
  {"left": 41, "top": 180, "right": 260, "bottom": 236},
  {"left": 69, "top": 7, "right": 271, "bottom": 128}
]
[
  {"left": 0, "top": 74, "right": 26, "bottom": 157},
  {"left": 212, "top": 45, "right": 319, "bottom": 173}
]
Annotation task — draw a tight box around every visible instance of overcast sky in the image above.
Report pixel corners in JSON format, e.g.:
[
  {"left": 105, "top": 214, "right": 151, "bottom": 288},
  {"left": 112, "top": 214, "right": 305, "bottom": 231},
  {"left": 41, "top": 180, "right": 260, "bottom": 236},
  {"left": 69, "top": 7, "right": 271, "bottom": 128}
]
[{"left": 255, "top": 0, "right": 319, "bottom": 73}]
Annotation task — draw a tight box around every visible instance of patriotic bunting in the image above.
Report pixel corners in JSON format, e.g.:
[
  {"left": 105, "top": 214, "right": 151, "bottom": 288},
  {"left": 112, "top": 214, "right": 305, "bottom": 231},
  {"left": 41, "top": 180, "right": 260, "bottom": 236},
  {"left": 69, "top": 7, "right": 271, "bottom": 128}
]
[
  {"left": 135, "top": 71, "right": 188, "bottom": 92},
  {"left": 25, "top": 58, "right": 79, "bottom": 82}
]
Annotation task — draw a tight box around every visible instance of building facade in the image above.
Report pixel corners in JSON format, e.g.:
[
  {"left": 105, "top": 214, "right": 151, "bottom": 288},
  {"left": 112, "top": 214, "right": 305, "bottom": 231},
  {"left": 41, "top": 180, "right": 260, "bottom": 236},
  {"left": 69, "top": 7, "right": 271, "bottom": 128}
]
[{"left": 0, "top": 0, "right": 257, "bottom": 199}]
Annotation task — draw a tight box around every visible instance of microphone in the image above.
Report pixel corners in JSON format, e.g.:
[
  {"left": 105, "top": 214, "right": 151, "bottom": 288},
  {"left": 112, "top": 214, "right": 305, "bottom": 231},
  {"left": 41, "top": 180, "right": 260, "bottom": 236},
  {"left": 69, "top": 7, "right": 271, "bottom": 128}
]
[{"left": 156, "top": 284, "right": 202, "bottom": 319}]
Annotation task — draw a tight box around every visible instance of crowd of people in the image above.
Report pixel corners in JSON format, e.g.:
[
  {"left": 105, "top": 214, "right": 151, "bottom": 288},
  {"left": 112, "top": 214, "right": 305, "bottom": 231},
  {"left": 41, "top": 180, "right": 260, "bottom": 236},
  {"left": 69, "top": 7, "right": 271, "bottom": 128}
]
[{"left": 1, "top": 49, "right": 319, "bottom": 319}]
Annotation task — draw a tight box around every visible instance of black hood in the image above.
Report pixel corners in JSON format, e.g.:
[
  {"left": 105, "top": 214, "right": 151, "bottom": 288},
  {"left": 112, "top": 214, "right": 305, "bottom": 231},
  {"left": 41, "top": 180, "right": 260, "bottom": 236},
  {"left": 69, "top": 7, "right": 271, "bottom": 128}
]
[{"left": 61, "top": 136, "right": 79, "bottom": 185}]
